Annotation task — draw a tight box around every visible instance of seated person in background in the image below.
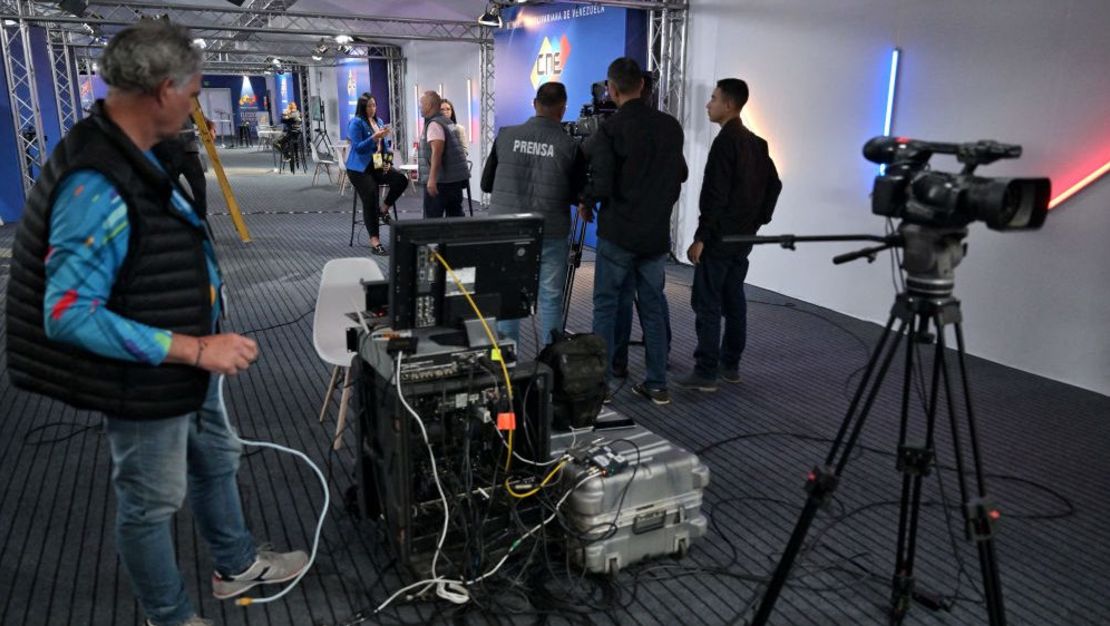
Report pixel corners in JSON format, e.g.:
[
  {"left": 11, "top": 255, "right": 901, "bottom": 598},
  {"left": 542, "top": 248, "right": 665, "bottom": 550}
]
[
  {"left": 346, "top": 93, "right": 409, "bottom": 255},
  {"left": 274, "top": 102, "right": 302, "bottom": 161},
  {"left": 440, "top": 99, "right": 469, "bottom": 158}
]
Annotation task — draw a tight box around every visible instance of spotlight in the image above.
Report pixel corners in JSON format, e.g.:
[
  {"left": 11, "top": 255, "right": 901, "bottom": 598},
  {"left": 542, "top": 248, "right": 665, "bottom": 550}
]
[
  {"left": 336, "top": 43, "right": 353, "bottom": 55},
  {"left": 313, "top": 38, "right": 329, "bottom": 55},
  {"left": 334, "top": 34, "right": 352, "bottom": 44},
  {"left": 192, "top": 38, "right": 206, "bottom": 49},
  {"left": 271, "top": 57, "right": 282, "bottom": 66},
  {"left": 3, "top": 19, "right": 17, "bottom": 26},
  {"left": 477, "top": 2, "right": 503, "bottom": 28},
  {"left": 81, "top": 22, "right": 95, "bottom": 35},
  {"left": 311, "top": 55, "right": 323, "bottom": 61}
]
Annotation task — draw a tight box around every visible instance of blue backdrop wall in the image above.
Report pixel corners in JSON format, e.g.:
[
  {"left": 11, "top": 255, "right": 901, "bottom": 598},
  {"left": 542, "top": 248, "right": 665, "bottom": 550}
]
[
  {"left": 0, "top": 47, "right": 23, "bottom": 222},
  {"left": 494, "top": 3, "right": 646, "bottom": 247}
]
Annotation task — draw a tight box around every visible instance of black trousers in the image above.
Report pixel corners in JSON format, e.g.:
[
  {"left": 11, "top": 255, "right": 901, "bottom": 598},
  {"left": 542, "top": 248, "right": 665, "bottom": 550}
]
[
  {"left": 369, "top": 166, "right": 409, "bottom": 209},
  {"left": 347, "top": 168, "right": 383, "bottom": 239},
  {"left": 691, "top": 250, "right": 752, "bottom": 377},
  {"left": 423, "top": 180, "right": 465, "bottom": 218}
]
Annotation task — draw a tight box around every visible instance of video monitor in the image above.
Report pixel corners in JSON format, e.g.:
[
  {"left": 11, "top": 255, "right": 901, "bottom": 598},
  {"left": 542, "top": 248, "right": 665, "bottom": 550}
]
[{"left": 389, "top": 215, "right": 544, "bottom": 331}]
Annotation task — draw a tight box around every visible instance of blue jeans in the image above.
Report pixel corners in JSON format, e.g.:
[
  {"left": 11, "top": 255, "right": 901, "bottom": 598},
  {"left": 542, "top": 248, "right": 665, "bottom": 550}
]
[
  {"left": 612, "top": 274, "right": 672, "bottom": 371},
  {"left": 498, "top": 236, "right": 569, "bottom": 348},
  {"left": 105, "top": 378, "right": 256, "bottom": 626},
  {"left": 592, "top": 237, "right": 669, "bottom": 390},
  {"left": 691, "top": 251, "right": 751, "bottom": 377}
]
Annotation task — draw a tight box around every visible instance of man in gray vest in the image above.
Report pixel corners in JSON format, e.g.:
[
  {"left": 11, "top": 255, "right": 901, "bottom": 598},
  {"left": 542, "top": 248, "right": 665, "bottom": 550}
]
[
  {"left": 481, "top": 82, "right": 587, "bottom": 347},
  {"left": 5, "top": 22, "right": 306, "bottom": 626},
  {"left": 418, "top": 90, "right": 469, "bottom": 218}
]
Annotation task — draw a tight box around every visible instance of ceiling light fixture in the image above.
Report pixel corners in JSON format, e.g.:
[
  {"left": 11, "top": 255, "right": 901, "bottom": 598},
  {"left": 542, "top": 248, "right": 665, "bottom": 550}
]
[
  {"left": 334, "top": 34, "right": 352, "bottom": 44},
  {"left": 313, "top": 38, "right": 329, "bottom": 55},
  {"left": 192, "top": 38, "right": 206, "bottom": 49},
  {"left": 477, "top": 2, "right": 503, "bottom": 28}
]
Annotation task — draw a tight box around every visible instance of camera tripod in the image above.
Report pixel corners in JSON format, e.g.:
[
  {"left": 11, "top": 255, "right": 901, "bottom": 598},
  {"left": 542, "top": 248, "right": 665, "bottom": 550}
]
[{"left": 731, "top": 225, "right": 1006, "bottom": 626}]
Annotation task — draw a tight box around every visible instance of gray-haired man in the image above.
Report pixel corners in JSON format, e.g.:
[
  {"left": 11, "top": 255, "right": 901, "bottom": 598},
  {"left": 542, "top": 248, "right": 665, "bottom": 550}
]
[{"left": 5, "top": 21, "right": 306, "bottom": 626}]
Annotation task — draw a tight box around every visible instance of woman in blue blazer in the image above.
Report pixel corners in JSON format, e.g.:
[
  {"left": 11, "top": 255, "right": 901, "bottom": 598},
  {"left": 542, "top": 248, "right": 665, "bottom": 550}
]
[{"left": 346, "top": 94, "right": 409, "bottom": 255}]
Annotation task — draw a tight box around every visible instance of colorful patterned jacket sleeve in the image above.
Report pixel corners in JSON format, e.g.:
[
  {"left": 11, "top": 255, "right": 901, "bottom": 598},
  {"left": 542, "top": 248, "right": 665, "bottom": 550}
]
[{"left": 43, "top": 171, "right": 174, "bottom": 365}]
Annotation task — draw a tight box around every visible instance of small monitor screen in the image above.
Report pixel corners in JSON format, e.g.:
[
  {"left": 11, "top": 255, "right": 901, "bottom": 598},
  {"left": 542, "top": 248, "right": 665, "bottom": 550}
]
[{"left": 389, "top": 215, "right": 545, "bottom": 330}]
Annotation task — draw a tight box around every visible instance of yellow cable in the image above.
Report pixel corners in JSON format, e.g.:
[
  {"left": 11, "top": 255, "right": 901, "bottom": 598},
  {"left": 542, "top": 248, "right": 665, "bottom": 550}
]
[
  {"left": 505, "top": 460, "right": 567, "bottom": 499},
  {"left": 431, "top": 250, "right": 516, "bottom": 471}
]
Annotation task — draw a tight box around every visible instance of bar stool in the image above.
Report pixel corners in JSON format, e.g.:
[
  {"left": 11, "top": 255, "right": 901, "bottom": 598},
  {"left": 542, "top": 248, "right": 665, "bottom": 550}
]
[{"left": 349, "top": 183, "right": 400, "bottom": 246}]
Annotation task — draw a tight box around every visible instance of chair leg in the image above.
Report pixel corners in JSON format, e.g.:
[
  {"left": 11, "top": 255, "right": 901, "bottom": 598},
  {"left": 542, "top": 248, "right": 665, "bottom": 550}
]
[
  {"left": 350, "top": 191, "right": 359, "bottom": 247},
  {"left": 319, "top": 365, "right": 340, "bottom": 423},
  {"left": 466, "top": 181, "right": 474, "bottom": 216},
  {"left": 333, "top": 366, "right": 352, "bottom": 450}
]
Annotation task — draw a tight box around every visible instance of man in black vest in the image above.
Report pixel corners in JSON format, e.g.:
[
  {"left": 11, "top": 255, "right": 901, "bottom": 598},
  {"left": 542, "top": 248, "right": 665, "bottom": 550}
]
[
  {"left": 677, "top": 78, "right": 782, "bottom": 392},
  {"left": 418, "top": 90, "right": 469, "bottom": 218},
  {"left": 580, "top": 57, "right": 687, "bottom": 405},
  {"left": 4, "top": 21, "right": 305, "bottom": 626},
  {"left": 481, "top": 82, "right": 587, "bottom": 347}
]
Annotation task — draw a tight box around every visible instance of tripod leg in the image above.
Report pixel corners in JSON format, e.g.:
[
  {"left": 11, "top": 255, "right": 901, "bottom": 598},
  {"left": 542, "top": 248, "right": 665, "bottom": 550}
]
[
  {"left": 560, "top": 214, "right": 586, "bottom": 337},
  {"left": 942, "top": 322, "right": 1007, "bottom": 626},
  {"left": 752, "top": 314, "right": 910, "bottom": 626},
  {"left": 890, "top": 313, "right": 945, "bottom": 624}
]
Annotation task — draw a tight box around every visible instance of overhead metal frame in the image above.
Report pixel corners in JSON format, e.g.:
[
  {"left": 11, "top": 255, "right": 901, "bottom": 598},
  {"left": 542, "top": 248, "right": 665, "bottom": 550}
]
[
  {"left": 2, "top": 3, "right": 49, "bottom": 200},
  {"left": 46, "top": 29, "right": 80, "bottom": 133},
  {"left": 386, "top": 53, "right": 407, "bottom": 161}
]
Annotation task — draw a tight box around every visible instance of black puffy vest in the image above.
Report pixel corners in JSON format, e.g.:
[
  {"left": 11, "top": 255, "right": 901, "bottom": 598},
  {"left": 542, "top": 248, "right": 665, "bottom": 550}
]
[{"left": 5, "top": 101, "right": 212, "bottom": 420}]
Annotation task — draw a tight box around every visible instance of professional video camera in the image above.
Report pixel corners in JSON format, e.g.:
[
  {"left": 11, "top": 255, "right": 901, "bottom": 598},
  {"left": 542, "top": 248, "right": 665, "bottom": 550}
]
[
  {"left": 563, "top": 71, "right": 655, "bottom": 139},
  {"left": 864, "top": 136, "right": 1050, "bottom": 230}
]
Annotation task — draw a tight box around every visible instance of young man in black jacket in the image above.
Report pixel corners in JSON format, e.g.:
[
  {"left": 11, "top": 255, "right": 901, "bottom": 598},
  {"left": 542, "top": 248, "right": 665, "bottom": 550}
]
[
  {"left": 678, "top": 78, "right": 782, "bottom": 391},
  {"left": 580, "top": 57, "right": 687, "bottom": 405}
]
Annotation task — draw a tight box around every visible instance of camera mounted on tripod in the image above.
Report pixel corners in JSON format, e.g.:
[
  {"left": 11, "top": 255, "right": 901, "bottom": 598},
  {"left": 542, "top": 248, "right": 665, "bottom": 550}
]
[
  {"left": 563, "top": 71, "right": 655, "bottom": 139},
  {"left": 864, "top": 136, "right": 1050, "bottom": 231}
]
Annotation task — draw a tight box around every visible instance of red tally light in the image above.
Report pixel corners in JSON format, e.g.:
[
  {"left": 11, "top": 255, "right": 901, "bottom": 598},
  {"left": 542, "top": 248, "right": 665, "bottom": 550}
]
[
  {"left": 989, "top": 509, "right": 1001, "bottom": 521},
  {"left": 895, "top": 136, "right": 910, "bottom": 144},
  {"left": 807, "top": 471, "right": 816, "bottom": 482},
  {"left": 497, "top": 412, "right": 516, "bottom": 431}
]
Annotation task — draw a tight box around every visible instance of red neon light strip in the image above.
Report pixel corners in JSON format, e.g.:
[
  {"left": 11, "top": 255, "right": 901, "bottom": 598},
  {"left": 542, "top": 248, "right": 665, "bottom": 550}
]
[{"left": 1050, "top": 160, "right": 1110, "bottom": 209}]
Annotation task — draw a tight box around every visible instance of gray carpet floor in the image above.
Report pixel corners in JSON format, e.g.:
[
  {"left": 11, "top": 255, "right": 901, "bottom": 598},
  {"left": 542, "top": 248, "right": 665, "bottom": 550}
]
[{"left": 1, "top": 147, "right": 1108, "bottom": 625}]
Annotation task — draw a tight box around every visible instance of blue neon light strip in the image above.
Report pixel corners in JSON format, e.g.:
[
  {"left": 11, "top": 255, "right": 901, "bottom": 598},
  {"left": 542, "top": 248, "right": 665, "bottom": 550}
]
[{"left": 880, "top": 47, "right": 901, "bottom": 173}]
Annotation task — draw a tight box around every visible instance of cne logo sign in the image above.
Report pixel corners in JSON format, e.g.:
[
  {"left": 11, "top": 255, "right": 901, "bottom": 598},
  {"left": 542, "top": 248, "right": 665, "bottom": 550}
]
[{"left": 530, "top": 34, "right": 571, "bottom": 90}]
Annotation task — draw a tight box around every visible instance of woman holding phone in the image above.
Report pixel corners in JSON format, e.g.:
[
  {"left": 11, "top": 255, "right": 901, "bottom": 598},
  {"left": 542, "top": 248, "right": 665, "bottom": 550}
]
[{"left": 346, "top": 93, "right": 409, "bottom": 255}]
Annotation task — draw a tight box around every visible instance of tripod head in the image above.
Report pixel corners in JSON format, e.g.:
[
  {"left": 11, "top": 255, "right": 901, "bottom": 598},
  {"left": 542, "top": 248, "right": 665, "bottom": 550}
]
[{"left": 721, "top": 221, "right": 968, "bottom": 300}]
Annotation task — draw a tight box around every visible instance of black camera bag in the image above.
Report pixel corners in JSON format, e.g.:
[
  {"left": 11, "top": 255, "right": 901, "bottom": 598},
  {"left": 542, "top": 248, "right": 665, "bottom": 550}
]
[{"left": 537, "top": 333, "right": 608, "bottom": 431}]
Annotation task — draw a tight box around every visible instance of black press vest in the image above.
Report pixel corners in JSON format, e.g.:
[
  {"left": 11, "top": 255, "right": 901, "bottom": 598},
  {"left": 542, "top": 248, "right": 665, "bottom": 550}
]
[{"left": 5, "top": 101, "right": 213, "bottom": 420}]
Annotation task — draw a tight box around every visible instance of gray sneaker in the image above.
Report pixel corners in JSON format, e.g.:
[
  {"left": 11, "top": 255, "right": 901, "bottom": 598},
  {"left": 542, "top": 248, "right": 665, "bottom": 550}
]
[
  {"left": 146, "top": 617, "right": 213, "bottom": 626},
  {"left": 720, "top": 369, "right": 741, "bottom": 384},
  {"left": 212, "top": 549, "right": 309, "bottom": 600},
  {"left": 675, "top": 372, "right": 719, "bottom": 392},
  {"left": 632, "top": 383, "right": 671, "bottom": 405}
]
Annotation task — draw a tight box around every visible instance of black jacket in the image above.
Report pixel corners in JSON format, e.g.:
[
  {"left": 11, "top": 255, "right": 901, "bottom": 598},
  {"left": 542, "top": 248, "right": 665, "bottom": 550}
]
[
  {"left": 5, "top": 101, "right": 213, "bottom": 420},
  {"left": 696, "top": 118, "right": 782, "bottom": 257},
  {"left": 584, "top": 98, "right": 687, "bottom": 256}
]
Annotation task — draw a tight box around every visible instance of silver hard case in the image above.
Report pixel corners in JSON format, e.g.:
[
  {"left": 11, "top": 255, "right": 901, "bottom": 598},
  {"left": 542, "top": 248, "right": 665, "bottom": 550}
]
[{"left": 552, "top": 415, "right": 710, "bottom": 574}]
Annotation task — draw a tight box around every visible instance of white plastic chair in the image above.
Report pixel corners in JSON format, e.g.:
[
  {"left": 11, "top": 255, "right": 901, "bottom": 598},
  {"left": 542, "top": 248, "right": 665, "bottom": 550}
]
[
  {"left": 336, "top": 142, "right": 351, "bottom": 196},
  {"left": 309, "top": 139, "right": 336, "bottom": 186},
  {"left": 313, "top": 258, "right": 384, "bottom": 449}
]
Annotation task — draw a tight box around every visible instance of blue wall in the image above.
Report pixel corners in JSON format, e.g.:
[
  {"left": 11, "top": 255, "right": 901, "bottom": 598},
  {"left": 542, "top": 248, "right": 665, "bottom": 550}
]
[
  {"left": 369, "top": 59, "right": 391, "bottom": 125},
  {"left": 200, "top": 74, "right": 272, "bottom": 128},
  {"left": 494, "top": 3, "right": 647, "bottom": 247},
  {"left": 0, "top": 43, "right": 23, "bottom": 222}
]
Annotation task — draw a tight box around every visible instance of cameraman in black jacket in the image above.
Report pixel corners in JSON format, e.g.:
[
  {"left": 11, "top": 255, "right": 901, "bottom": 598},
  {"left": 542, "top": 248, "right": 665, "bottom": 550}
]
[
  {"left": 677, "top": 78, "right": 781, "bottom": 392},
  {"left": 580, "top": 57, "right": 687, "bottom": 405}
]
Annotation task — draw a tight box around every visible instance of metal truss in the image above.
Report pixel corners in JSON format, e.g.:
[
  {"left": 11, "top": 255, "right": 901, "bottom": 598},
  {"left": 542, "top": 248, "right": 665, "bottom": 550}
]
[
  {"left": 386, "top": 54, "right": 406, "bottom": 160},
  {"left": 646, "top": 1, "right": 688, "bottom": 253},
  {"left": 478, "top": 37, "right": 494, "bottom": 204},
  {"left": 1, "top": 7, "right": 48, "bottom": 199},
  {"left": 2, "top": 1, "right": 487, "bottom": 43},
  {"left": 46, "top": 30, "right": 80, "bottom": 132}
]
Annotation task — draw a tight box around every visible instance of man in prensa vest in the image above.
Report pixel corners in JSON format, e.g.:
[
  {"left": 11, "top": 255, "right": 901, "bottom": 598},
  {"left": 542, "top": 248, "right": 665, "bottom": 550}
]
[
  {"left": 4, "top": 22, "right": 306, "bottom": 626},
  {"left": 481, "top": 82, "right": 587, "bottom": 348}
]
